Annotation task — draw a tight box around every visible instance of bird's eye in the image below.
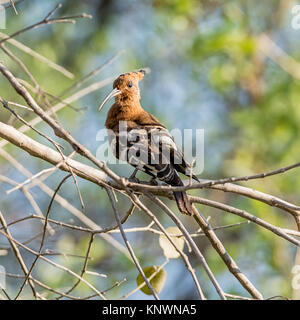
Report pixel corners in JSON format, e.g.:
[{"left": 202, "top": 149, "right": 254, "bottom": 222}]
[{"left": 127, "top": 81, "right": 133, "bottom": 88}]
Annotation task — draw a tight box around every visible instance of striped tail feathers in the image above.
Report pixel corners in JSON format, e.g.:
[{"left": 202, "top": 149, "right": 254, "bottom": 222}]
[
  {"left": 164, "top": 168, "right": 194, "bottom": 216},
  {"left": 173, "top": 190, "right": 194, "bottom": 216}
]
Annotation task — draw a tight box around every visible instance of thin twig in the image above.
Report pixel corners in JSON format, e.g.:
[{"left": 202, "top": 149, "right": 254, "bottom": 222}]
[
  {"left": 0, "top": 4, "right": 92, "bottom": 45},
  {"left": 146, "top": 193, "right": 226, "bottom": 300},
  {"left": 192, "top": 205, "right": 263, "bottom": 299},
  {"left": 190, "top": 195, "right": 300, "bottom": 246},
  {"left": 106, "top": 187, "right": 159, "bottom": 300},
  {"left": 0, "top": 210, "right": 37, "bottom": 299},
  {"left": 14, "top": 174, "right": 72, "bottom": 299}
]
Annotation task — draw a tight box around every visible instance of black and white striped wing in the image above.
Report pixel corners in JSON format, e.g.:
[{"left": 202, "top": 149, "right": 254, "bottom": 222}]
[
  {"left": 109, "top": 126, "right": 190, "bottom": 183},
  {"left": 146, "top": 127, "right": 195, "bottom": 179}
]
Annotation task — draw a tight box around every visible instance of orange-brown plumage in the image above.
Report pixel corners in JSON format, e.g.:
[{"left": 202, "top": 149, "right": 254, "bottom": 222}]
[
  {"left": 105, "top": 71, "right": 163, "bottom": 131},
  {"left": 100, "top": 70, "right": 198, "bottom": 215},
  {"left": 105, "top": 102, "right": 163, "bottom": 131}
]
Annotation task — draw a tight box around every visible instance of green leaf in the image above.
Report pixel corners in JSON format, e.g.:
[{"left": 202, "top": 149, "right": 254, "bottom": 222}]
[
  {"left": 159, "top": 226, "right": 184, "bottom": 259},
  {"left": 136, "top": 265, "right": 167, "bottom": 295}
]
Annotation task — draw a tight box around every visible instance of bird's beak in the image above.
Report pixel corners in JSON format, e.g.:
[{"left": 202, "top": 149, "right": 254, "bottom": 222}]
[{"left": 98, "top": 88, "right": 121, "bottom": 111}]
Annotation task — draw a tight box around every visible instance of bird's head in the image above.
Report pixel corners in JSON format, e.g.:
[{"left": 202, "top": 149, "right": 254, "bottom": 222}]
[{"left": 98, "top": 69, "right": 148, "bottom": 111}]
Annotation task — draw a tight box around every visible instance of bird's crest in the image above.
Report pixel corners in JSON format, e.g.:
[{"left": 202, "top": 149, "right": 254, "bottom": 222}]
[
  {"left": 113, "top": 69, "right": 147, "bottom": 89},
  {"left": 99, "top": 69, "right": 149, "bottom": 111}
]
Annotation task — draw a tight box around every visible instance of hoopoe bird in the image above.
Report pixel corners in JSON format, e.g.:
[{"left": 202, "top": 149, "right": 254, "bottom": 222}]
[{"left": 99, "top": 70, "right": 199, "bottom": 215}]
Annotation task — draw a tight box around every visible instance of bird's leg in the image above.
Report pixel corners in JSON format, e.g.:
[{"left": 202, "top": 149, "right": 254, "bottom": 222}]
[
  {"left": 130, "top": 167, "right": 138, "bottom": 179},
  {"left": 150, "top": 177, "right": 158, "bottom": 185},
  {"left": 128, "top": 168, "right": 139, "bottom": 183}
]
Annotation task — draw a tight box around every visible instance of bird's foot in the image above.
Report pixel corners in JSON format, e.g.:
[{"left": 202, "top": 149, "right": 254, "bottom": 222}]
[
  {"left": 128, "top": 176, "right": 140, "bottom": 183},
  {"left": 128, "top": 168, "right": 139, "bottom": 183},
  {"left": 150, "top": 177, "right": 158, "bottom": 186}
]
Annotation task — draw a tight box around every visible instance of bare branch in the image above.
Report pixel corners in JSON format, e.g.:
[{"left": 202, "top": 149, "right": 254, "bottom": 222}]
[
  {"left": 0, "top": 4, "right": 92, "bottom": 45},
  {"left": 106, "top": 187, "right": 160, "bottom": 300}
]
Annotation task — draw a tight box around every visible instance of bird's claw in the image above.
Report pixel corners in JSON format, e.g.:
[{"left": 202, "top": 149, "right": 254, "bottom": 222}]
[
  {"left": 128, "top": 176, "right": 140, "bottom": 183},
  {"left": 150, "top": 178, "right": 158, "bottom": 185}
]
